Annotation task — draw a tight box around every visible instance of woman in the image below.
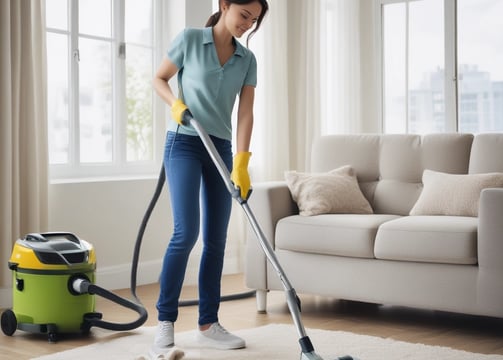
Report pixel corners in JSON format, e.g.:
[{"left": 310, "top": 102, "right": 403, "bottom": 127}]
[{"left": 151, "top": 0, "right": 269, "bottom": 356}]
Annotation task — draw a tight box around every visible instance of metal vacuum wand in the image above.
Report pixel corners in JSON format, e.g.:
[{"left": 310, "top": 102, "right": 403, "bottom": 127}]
[{"left": 183, "top": 113, "right": 359, "bottom": 360}]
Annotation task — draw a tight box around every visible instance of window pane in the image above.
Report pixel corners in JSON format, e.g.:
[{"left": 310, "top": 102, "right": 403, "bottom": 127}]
[
  {"left": 125, "top": 0, "right": 154, "bottom": 162},
  {"left": 458, "top": 0, "right": 503, "bottom": 133},
  {"left": 79, "top": 38, "right": 113, "bottom": 163},
  {"left": 383, "top": 3, "right": 406, "bottom": 133},
  {"left": 383, "top": 0, "right": 445, "bottom": 134},
  {"left": 125, "top": 0, "right": 152, "bottom": 44},
  {"left": 47, "top": 32, "right": 69, "bottom": 165},
  {"left": 126, "top": 45, "right": 153, "bottom": 161},
  {"left": 79, "top": 0, "right": 111, "bottom": 38},
  {"left": 408, "top": 0, "right": 445, "bottom": 133},
  {"left": 46, "top": 0, "right": 68, "bottom": 30}
]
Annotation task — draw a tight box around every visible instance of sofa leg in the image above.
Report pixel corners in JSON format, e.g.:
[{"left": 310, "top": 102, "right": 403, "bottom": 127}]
[{"left": 256, "top": 289, "right": 267, "bottom": 313}]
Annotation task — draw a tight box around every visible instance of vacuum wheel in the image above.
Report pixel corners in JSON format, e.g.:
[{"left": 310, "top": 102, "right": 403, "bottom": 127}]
[{"left": 1, "top": 309, "right": 17, "bottom": 336}]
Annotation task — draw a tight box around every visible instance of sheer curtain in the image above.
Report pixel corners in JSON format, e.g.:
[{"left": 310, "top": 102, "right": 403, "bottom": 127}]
[
  {"left": 250, "top": 0, "right": 361, "bottom": 181},
  {"left": 0, "top": 1, "right": 48, "bottom": 291},
  {"left": 287, "top": 0, "right": 322, "bottom": 172},
  {"left": 251, "top": 0, "right": 321, "bottom": 180},
  {"left": 250, "top": 0, "right": 290, "bottom": 181},
  {"left": 320, "top": 0, "right": 362, "bottom": 134}
]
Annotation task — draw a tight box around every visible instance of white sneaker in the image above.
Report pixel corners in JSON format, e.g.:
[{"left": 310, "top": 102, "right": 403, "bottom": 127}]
[
  {"left": 196, "top": 322, "right": 245, "bottom": 349},
  {"left": 153, "top": 321, "right": 175, "bottom": 349}
]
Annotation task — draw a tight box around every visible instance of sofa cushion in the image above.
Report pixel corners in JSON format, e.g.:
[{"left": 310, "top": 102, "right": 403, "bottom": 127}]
[
  {"left": 375, "top": 216, "right": 478, "bottom": 265},
  {"left": 409, "top": 169, "right": 503, "bottom": 217},
  {"left": 284, "top": 165, "right": 373, "bottom": 216},
  {"left": 275, "top": 214, "right": 400, "bottom": 259},
  {"left": 469, "top": 133, "right": 503, "bottom": 174}
]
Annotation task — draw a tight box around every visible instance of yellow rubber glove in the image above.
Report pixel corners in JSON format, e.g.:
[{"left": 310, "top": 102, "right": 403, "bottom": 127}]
[
  {"left": 171, "top": 99, "right": 191, "bottom": 125},
  {"left": 231, "top": 152, "right": 252, "bottom": 200}
]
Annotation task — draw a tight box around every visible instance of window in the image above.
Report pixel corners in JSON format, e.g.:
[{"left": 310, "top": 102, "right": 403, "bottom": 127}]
[
  {"left": 46, "top": 0, "right": 164, "bottom": 179},
  {"left": 378, "top": 0, "right": 503, "bottom": 134}
]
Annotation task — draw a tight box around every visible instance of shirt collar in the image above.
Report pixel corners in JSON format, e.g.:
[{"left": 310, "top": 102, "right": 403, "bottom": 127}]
[{"left": 203, "top": 27, "right": 246, "bottom": 57}]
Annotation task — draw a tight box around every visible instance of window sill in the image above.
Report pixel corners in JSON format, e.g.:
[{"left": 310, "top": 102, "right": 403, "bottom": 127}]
[{"left": 50, "top": 173, "right": 162, "bottom": 185}]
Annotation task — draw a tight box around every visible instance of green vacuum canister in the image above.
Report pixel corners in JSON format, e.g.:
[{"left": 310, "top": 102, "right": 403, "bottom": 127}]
[{"left": 1, "top": 232, "right": 101, "bottom": 341}]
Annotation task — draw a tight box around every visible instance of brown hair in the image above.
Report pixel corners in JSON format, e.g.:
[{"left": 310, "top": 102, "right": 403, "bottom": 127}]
[{"left": 206, "top": 0, "right": 269, "bottom": 46}]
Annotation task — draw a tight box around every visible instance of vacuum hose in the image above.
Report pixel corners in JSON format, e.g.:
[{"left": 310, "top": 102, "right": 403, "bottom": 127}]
[{"left": 71, "top": 277, "right": 148, "bottom": 332}]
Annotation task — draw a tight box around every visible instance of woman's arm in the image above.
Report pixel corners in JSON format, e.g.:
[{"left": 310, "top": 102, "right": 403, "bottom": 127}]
[
  {"left": 236, "top": 85, "right": 255, "bottom": 152},
  {"left": 152, "top": 58, "right": 179, "bottom": 107}
]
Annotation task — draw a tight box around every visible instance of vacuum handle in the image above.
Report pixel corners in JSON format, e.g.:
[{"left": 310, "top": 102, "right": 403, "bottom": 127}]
[
  {"left": 25, "top": 232, "right": 81, "bottom": 245},
  {"left": 24, "top": 233, "right": 48, "bottom": 242}
]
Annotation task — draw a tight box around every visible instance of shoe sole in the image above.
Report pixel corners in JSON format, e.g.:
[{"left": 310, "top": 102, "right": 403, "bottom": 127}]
[{"left": 196, "top": 334, "right": 246, "bottom": 350}]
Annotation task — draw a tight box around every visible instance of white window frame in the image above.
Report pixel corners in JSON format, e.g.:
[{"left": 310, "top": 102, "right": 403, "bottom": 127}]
[
  {"left": 47, "top": 0, "right": 168, "bottom": 180},
  {"left": 375, "top": 0, "right": 458, "bottom": 133}
]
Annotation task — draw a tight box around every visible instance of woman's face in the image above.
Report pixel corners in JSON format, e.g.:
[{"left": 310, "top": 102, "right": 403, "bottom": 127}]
[{"left": 222, "top": 1, "right": 262, "bottom": 38}]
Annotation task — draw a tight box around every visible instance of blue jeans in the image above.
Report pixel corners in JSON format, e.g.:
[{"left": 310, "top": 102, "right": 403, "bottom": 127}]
[{"left": 156, "top": 131, "right": 233, "bottom": 326}]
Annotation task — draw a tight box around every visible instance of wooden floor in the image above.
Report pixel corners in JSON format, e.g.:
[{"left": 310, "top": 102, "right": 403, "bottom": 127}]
[{"left": 1, "top": 273, "right": 503, "bottom": 359}]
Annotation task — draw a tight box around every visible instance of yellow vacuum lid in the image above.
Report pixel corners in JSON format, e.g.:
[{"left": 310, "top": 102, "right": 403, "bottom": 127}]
[{"left": 9, "top": 233, "right": 96, "bottom": 271}]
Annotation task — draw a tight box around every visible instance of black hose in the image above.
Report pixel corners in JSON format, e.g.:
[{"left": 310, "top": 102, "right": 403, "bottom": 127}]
[
  {"left": 130, "top": 165, "right": 166, "bottom": 300},
  {"left": 82, "top": 282, "right": 148, "bottom": 331}
]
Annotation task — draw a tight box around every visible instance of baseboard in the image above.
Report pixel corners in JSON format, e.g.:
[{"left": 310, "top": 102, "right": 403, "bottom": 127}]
[
  {"left": 94, "top": 259, "right": 163, "bottom": 290},
  {"left": 0, "top": 287, "right": 12, "bottom": 309}
]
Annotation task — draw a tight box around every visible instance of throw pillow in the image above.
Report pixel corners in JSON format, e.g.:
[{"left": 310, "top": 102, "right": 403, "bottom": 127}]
[
  {"left": 284, "top": 165, "right": 373, "bottom": 216},
  {"left": 409, "top": 169, "right": 503, "bottom": 217}
]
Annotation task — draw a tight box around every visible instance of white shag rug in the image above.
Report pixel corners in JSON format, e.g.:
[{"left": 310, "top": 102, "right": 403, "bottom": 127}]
[{"left": 31, "top": 323, "right": 503, "bottom": 360}]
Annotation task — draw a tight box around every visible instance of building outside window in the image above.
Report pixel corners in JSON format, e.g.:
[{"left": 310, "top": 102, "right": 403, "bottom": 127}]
[{"left": 379, "top": 0, "right": 503, "bottom": 134}]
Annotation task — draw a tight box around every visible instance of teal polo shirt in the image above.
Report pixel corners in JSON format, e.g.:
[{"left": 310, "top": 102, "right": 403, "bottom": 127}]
[{"left": 167, "top": 27, "right": 257, "bottom": 141}]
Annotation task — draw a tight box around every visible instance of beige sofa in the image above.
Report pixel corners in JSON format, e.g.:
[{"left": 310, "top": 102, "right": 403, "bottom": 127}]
[{"left": 245, "top": 133, "right": 503, "bottom": 319}]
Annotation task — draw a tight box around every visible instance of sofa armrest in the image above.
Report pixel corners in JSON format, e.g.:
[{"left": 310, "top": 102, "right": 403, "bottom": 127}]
[
  {"left": 245, "top": 181, "right": 297, "bottom": 291},
  {"left": 477, "top": 188, "right": 503, "bottom": 316},
  {"left": 478, "top": 188, "right": 503, "bottom": 270}
]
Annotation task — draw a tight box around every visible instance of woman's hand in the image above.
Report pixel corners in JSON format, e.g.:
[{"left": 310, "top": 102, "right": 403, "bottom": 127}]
[
  {"left": 171, "top": 99, "right": 192, "bottom": 125},
  {"left": 231, "top": 152, "right": 252, "bottom": 199}
]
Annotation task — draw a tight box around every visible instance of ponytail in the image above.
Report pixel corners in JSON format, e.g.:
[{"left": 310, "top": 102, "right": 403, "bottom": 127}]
[{"left": 206, "top": 11, "right": 221, "bottom": 27}]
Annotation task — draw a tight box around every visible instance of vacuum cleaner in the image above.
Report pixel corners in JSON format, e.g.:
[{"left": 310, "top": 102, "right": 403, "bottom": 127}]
[
  {"left": 179, "top": 113, "right": 358, "bottom": 360},
  {"left": 1, "top": 232, "right": 147, "bottom": 342}
]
